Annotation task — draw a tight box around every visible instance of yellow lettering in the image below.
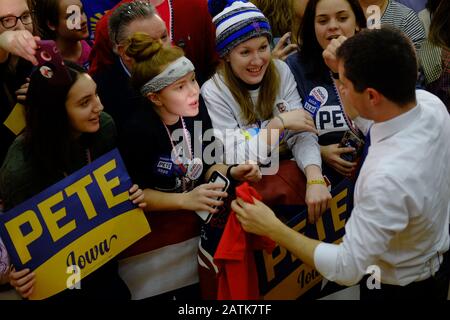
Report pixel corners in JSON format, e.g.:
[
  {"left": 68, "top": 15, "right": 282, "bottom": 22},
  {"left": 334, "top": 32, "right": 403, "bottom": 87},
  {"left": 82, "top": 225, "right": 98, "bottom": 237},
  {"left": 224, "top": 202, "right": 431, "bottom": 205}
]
[
  {"left": 290, "top": 217, "right": 307, "bottom": 263},
  {"left": 4, "top": 210, "right": 43, "bottom": 264},
  {"left": 315, "top": 216, "right": 327, "bottom": 241},
  {"left": 64, "top": 175, "right": 98, "bottom": 220},
  {"left": 330, "top": 189, "right": 348, "bottom": 232},
  {"left": 38, "top": 192, "right": 76, "bottom": 242},
  {"left": 263, "top": 246, "right": 287, "bottom": 282},
  {"left": 93, "top": 159, "right": 128, "bottom": 208}
]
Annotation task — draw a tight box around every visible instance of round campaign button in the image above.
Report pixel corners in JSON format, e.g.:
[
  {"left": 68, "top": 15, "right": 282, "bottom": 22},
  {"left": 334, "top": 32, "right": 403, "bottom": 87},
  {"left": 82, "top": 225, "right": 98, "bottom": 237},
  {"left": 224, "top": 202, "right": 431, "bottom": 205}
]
[
  {"left": 39, "top": 66, "right": 53, "bottom": 79},
  {"left": 186, "top": 157, "right": 203, "bottom": 180}
]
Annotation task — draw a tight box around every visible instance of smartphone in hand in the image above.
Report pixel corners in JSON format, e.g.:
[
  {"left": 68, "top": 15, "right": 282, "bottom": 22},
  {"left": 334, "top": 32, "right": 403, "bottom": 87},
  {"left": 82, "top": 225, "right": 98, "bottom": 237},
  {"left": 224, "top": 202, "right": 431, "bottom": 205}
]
[
  {"left": 338, "top": 130, "right": 364, "bottom": 162},
  {"left": 196, "top": 171, "right": 230, "bottom": 223}
]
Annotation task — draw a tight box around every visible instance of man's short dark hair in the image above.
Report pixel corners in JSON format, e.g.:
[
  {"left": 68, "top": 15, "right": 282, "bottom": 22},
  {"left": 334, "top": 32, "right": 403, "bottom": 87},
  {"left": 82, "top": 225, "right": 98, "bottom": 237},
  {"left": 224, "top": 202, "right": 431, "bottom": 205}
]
[{"left": 337, "top": 27, "right": 418, "bottom": 105}]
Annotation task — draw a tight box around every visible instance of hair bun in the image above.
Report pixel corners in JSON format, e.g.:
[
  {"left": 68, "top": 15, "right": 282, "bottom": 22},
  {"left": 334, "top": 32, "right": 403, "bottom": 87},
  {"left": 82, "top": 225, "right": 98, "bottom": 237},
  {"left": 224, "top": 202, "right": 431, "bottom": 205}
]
[
  {"left": 208, "top": 0, "right": 244, "bottom": 17},
  {"left": 125, "top": 32, "right": 163, "bottom": 63}
]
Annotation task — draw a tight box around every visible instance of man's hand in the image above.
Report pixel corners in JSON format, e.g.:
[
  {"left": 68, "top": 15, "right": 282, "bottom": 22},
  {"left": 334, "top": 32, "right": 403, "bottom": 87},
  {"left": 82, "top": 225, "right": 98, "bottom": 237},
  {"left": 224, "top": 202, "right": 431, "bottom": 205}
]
[
  {"left": 322, "top": 35, "right": 347, "bottom": 73},
  {"left": 232, "top": 197, "right": 282, "bottom": 237}
]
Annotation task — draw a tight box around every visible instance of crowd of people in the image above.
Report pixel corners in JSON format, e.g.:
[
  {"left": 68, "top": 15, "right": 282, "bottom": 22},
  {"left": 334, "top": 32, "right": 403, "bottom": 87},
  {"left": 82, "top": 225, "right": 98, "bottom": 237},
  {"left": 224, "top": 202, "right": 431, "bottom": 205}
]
[{"left": 0, "top": 0, "right": 449, "bottom": 301}]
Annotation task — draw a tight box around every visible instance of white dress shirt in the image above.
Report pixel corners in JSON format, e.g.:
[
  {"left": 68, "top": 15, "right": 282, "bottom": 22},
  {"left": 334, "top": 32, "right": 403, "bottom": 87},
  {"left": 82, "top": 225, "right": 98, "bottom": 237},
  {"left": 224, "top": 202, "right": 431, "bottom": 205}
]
[{"left": 314, "top": 90, "right": 450, "bottom": 286}]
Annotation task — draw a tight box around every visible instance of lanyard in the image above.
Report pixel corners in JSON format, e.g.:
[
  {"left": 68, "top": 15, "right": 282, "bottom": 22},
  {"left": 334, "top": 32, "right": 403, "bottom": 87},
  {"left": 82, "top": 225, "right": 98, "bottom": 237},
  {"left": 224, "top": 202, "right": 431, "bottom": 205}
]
[
  {"left": 163, "top": 116, "right": 193, "bottom": 170},
  {"left": 163, "top": 117, "right": 194, "bottom": 192}
]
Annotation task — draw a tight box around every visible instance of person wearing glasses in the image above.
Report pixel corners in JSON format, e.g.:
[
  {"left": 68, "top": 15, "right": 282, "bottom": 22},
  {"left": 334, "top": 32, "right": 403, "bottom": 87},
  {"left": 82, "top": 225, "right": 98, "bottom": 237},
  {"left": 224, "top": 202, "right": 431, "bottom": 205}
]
[
  {"left": 0, "top": 0, "right": 40, "bottom": 189},
  {"left": 0, "top": 0, "right": 38, "bottom": 64}
]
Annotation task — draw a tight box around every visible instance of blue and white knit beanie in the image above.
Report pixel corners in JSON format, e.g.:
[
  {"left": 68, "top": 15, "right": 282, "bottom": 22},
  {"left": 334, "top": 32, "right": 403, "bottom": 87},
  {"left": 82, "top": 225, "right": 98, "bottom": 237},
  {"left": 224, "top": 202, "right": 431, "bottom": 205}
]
[{"left": 208, "top": 0, "right": 272, "bottom": 57}]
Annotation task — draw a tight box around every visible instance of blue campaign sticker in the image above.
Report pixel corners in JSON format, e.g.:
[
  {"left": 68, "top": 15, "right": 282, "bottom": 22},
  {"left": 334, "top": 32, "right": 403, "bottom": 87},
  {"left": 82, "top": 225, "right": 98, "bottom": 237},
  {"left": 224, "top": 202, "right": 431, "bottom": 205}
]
[
  {"left": 304, "top": 87, "right": 329, "bottom": 117},
  {"left": 304, "top": 96, "right": 322, "bottom": 116},
  {"left": 155, "top": 156, "right": 175, "bottom": 177}
]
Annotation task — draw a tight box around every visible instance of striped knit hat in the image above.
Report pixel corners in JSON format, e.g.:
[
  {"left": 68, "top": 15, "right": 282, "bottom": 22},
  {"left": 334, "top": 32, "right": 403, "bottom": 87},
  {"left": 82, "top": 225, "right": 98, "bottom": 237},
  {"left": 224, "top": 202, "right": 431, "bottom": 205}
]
[{"left": 208, "top": 0, "right": 272, "bottom": 57}]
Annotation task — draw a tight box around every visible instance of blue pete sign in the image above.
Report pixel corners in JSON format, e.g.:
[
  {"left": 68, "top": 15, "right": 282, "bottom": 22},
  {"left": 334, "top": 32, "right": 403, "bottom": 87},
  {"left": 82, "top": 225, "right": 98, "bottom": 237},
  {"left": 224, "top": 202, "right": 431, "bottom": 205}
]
[
  {"left": 255, "top": 179, "right": 353, "bottom": 299},
  {"left": 0, "top": 149, "right": 150, "bottom": 300}
]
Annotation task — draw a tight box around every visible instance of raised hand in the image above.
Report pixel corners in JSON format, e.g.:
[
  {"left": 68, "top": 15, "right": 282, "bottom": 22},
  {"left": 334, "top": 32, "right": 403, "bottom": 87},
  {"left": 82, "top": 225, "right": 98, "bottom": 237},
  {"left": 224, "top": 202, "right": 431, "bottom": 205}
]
[
  {"left": 322, "top": 35, "right": 347, "bottom": 73},
  {"left": 272, "top": 32, "right": 298, "bottom": 61},
  {"left": 0, "top": 30, "right": 40, "bottom": 65}
]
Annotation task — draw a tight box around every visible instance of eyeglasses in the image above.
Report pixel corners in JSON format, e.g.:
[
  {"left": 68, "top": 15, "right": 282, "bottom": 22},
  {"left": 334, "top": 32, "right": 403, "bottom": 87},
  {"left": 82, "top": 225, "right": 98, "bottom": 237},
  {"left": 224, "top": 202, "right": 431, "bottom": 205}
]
[{"left": 0, "top": 12, "right": 33, "bottom": 29}]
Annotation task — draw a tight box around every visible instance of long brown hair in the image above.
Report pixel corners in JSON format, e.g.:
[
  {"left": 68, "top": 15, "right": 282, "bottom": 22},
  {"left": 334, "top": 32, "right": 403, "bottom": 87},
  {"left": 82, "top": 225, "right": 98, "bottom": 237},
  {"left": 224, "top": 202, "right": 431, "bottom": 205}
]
[
  {"left": 429, "top": 0, "right": 450, "bottom": 50},
  {"left": 125, "top": 32, "right": 184, "bottom": 90},
  {"left": 25, "top": 61, "right": 89, "bottom": 177},
  {"left": 217, "top": 57, "right": 280, "bottom": 126}
]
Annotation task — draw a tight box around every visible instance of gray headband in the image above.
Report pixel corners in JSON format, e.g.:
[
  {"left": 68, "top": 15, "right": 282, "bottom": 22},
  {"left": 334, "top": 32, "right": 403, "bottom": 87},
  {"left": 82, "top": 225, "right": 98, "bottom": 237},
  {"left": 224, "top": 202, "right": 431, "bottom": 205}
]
[{"left": 140, "top": 57, "right": 195, "bottom": 95}]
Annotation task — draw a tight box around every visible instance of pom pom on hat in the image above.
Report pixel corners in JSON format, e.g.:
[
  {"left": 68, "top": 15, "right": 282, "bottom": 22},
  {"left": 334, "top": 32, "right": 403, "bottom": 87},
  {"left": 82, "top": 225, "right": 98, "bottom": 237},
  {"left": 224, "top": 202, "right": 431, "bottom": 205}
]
[{"left": 208, "top": 0, "right": 272, "bottom": 57}]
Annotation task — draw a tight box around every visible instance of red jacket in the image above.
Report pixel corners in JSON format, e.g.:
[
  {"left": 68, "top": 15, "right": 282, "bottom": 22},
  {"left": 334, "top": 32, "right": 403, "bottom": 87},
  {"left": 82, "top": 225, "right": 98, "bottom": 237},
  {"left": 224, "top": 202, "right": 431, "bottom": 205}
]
[{"left": 89, "top": 0, "right": 218, "bottom": 84}]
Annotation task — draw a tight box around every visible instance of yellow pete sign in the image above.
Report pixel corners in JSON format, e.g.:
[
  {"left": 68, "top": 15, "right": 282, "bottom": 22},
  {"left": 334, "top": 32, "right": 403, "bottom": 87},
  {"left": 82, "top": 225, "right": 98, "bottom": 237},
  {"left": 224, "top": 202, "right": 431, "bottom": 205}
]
[
  {"left": 255, "top": 179, "right": 352, "bottom": 300},
  {"left": 0, "top": 149, "right": 150, "bottom": 300}
]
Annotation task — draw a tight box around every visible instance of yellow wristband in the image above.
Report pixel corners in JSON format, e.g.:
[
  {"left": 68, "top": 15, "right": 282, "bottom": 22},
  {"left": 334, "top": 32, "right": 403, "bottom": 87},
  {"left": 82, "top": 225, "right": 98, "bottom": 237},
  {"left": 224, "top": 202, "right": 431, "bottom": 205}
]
[{"left": 307, "top": 179, "right": 326, "bottom": 185}]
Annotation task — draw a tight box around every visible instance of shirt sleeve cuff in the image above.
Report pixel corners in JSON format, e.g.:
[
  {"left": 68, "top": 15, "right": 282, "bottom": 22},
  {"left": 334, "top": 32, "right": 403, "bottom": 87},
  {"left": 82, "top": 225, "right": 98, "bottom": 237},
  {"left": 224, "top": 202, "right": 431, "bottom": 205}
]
[{"left": 314, "top": 242, "right": 340, "bottom": 281}]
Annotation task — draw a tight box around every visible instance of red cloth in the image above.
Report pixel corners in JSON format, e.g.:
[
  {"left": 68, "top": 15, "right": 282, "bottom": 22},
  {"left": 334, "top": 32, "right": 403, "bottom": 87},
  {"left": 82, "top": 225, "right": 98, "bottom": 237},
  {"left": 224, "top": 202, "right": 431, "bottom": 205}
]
[
  {"left": 213, "top": 183, "right": 276, "bottom": 300},
  {"left": 88, "top": 0, "right": 218, "bottom": 83}
]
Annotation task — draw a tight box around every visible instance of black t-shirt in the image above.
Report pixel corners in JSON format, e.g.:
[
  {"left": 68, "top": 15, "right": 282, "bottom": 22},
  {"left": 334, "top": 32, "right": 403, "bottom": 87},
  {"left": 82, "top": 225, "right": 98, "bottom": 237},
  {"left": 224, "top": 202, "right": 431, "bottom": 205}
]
[{"left": 119, "top": 97, "right": 214, "bottom": 192}]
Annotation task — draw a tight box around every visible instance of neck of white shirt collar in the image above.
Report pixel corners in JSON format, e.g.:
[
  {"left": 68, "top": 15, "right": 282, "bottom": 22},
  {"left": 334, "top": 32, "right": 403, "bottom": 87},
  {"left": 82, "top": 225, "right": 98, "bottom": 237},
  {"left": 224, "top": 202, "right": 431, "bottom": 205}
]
[{"left": 370, "top": 102, "right": 420, "bottom": 144}]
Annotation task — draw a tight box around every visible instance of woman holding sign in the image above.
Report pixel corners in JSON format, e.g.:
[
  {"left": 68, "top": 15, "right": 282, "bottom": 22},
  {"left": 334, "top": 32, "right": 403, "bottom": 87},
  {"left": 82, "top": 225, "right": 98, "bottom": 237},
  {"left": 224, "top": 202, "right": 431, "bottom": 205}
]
[
  {"left": 286, "top": 0, "right": 367, "bottom": 182},
  {"left": 0, "top": 60, "right": 146, "bottom": 300},
  {"left": 117, "top": 32, "right": 261, "bottom": 300}
]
